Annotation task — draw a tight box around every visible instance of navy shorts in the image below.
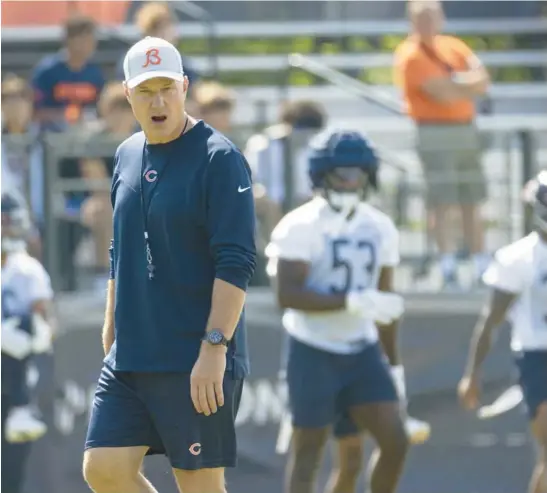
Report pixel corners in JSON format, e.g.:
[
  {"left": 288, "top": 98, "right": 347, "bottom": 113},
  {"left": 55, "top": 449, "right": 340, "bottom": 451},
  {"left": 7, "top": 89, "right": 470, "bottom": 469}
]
[
  {"left": 286, "top": 337, "right": 398, "bottom": 430},
  {"left": 85, "top": 365, "right": 243, "bottom": 470},
  {"left": 515, "top": 350, "right": 547, "bottom": 420}
]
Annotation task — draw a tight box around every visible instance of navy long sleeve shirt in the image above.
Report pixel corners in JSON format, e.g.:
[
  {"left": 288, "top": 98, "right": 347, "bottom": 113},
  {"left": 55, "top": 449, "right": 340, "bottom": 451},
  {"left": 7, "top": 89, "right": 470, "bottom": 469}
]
[{"left": 105, "top": 121, "right": 256, "bottom": 375}]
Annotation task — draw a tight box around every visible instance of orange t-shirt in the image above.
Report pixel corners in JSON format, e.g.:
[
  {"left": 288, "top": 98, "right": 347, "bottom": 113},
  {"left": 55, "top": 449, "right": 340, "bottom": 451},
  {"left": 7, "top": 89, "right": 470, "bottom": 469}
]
[{"left": 393, "top": 35, "right": 477, "bottom": 123}]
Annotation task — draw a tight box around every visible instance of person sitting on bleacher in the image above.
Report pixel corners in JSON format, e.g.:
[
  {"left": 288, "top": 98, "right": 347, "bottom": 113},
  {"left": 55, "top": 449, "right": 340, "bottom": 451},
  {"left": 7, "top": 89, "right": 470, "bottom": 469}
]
[
  {"left": 31, "top": 14, "right": 104, "bottom": 131},
  {"left": 78, "top": 82, "right": 137, "bottom": 291},
  {"left": 193, "top": 81, "right": 236, "bottom": 137},
  {"left": 245, "top": 100, "right": 326, "bottom": 240},
  {"left": 116, "top": 2, "right": 199, "bottom": 90}
]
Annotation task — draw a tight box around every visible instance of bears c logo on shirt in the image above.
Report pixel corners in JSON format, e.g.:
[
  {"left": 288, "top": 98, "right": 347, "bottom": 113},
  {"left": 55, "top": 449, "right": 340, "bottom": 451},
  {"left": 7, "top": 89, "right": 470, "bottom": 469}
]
[
  {"left": 144, "top": 170, "right": 158, "bottom": 183},
  {"left": 189, "top": 442, "right": 202, "bottom": 455}
]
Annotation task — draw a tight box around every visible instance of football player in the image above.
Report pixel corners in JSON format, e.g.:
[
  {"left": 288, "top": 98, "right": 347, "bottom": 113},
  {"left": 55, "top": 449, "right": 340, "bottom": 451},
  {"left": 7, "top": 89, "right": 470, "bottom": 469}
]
[
  {"left": 267, "top": 129, "right": 425, "bottom": 493},
  {"left": 459, "top": 170, "right": 547, "bottom": 493},
  {"left": 1, "top": 192, "right": 55, "bottom": 493}
]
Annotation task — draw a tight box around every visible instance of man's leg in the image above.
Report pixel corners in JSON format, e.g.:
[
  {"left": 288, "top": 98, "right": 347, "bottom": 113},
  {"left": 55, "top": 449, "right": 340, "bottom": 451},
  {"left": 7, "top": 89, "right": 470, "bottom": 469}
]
[
  {"left": 343, "top": 343, "right": 409, "bottom": 493},
  {"left": 530, "top": 403, "right": 547, "bottom": 493},
  {"left": 173, "top": 467, "right": 226, "bottom": 493},
  {"left": 84, "top": 366, "right": 160, "bottom": 493},
  {"left": 517, "top": 351, "right": 547, "bottom": 493},
  {"left": 286, "top": 427, "right": 329, "bottom": 493},
  {"left": 143, "top": 372, "right": 245, "bottom": 493},
  {"left": 349, "top": 402, "right": 408, "bottom": 493},
  {"left": 325, "top": 429, "right": 364, "bottom": 493},
  {"left": 284, "top": 337, "right": 338, "bottom": 493},
  {"left": 1, "top": 394, "right": 33, "bottom": 493},
  {"left": 83, "top": 446, "right": 156, "bottom": 493},
  {"left": 3, "top": 354, "right": 47, "bottom": 443},
  {"left": 457, "top": 143, "right": 489, "bottom": 283},
  {"left": 419, "top": 147, "right": 461, "bottom": 287}
]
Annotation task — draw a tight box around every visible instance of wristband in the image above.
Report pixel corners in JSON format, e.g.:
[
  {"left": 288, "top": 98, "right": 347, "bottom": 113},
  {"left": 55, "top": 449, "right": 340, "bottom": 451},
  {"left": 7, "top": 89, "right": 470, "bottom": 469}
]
[{"left": 391, "top": 365, "right": 407, "bottom": 402}]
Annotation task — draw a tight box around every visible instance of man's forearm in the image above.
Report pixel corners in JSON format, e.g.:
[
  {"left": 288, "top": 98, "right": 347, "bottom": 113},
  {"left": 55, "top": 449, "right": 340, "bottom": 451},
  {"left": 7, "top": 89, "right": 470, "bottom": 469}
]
[
  {"left": 378, "top": 320, "right": 401, "bottom": 366},
  {"left": 451, "top": 70, "right": 489, "bottom": 97},
  {"left": 464, "top": 314, "right": 496, "bottom": 377},
  {"left": 465, "top": 289, "right": 516, "bottom": 377},
  {"left": 205, "top": 278, "right": 246, "bottom": 340},
  {"left": 423, "top": 69, "right": 489, "bottom": 102},
  {"left": 277, "top": 287, "right": 346, "bottom": 312},
  {"left": 102, "top": 279, "right": 115, "bottom": 355}
]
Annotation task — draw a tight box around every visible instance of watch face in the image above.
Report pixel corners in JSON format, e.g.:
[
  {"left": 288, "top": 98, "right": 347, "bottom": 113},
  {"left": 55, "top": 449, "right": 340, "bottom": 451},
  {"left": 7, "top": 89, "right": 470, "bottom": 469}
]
[{"left": 209, "top": 331, "right": 223, "bottom": 344}]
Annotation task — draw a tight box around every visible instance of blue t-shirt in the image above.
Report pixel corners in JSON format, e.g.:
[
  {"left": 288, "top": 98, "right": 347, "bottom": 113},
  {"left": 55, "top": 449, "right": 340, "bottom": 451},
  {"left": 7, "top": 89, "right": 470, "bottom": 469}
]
[
  {"left": 31, "top": 51, "right": 104, "bottom": 125},
  {"left": 106, "top": 121, "right": 256, "bottom": 375}
]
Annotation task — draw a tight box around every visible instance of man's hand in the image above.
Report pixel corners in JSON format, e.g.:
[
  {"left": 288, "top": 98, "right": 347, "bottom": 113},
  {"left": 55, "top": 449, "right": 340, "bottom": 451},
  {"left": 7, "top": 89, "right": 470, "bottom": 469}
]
[
  {"left": 346, "top": 290, "right": 404, "bottom": 324},
  {"left": 2, "top": 317, "right": 32, "bottom": 360},
  {"left": 190, "top": 343, "right": 227, "bottom": 416},
  {"left": 458, "top": 374, "right": 481, "bottom": 410},
  {"left": 32, "top": 314, "right": 53, "bottom": 353}
]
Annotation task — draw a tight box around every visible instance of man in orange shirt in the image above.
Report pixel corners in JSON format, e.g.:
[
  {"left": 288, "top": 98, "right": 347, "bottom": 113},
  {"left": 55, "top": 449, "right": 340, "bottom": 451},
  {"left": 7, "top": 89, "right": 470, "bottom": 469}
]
[{"left": 394, "top": 0, "right": 490, "bottom": 289}]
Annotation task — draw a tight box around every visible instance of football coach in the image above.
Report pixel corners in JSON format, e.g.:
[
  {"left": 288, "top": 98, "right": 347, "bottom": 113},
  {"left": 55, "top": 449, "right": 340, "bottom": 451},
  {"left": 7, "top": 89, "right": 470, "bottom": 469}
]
[{"left": 82, "top": 37, "right": 256, "bottom": 493}]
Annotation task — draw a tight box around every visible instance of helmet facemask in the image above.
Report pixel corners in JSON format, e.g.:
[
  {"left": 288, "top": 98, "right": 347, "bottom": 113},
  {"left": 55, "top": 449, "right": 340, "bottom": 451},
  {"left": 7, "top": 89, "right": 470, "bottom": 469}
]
[{"left": 322, "top": 167, "right": 371, "bottom": 217}]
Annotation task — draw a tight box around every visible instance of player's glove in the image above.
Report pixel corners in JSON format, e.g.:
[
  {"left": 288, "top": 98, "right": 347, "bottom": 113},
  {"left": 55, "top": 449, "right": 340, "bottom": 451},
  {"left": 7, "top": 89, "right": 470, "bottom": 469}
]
[
  {"left": 31, "top": 314, "right": 53, "bottom": 354},
  {"left": 1, "top": 317, "right": 33, "bottom": 360},
  {"left": 346, "top": 290, "right": 404, "bottom": 325}
]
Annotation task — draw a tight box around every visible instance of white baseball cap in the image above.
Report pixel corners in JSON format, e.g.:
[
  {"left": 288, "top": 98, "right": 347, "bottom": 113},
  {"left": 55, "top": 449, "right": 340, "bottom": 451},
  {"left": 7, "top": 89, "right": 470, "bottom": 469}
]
[{"left": 123, "top": 37, "right": 185, "bottom": 89}]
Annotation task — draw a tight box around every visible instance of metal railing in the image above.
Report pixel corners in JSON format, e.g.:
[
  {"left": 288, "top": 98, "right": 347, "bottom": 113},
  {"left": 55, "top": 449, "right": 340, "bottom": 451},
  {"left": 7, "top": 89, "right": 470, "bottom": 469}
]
[
  {"left": 5, "top": 17, "right": 547, "bottom": 42},
  {"left": 172, "top": 1, "right": 218, "bottom": 78},
  {"left": 276, "top": 54, "right": 546, "bottom": 280},
  {"left": 282, "top": 53, "right": 413, "bottom": 229},
  {"left": 3, "top": 121, "right": 544, "bottom": 292}
]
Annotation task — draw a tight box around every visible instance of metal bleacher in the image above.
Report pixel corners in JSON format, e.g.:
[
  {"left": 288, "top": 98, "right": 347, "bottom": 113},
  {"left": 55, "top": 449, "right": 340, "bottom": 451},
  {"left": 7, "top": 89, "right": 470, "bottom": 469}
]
[{"left": 2, "top": 13, "right": 545, "bottom": 125}]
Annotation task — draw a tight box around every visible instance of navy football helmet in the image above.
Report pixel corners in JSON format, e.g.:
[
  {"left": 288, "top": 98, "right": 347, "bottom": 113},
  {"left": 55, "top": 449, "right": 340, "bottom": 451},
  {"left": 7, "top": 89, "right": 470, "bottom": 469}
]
[
  {"left": 1, "top": 192, "right": 31, "bottom": 252},
  {"left": 307, "top": 129, "right": 378, "bottom": 214}
]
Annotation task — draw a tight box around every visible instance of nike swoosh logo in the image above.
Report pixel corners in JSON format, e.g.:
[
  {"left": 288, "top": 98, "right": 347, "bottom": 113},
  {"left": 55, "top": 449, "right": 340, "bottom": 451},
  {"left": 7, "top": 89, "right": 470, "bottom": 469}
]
[{"left": 238, "top": 186, "right": 251, "bottom": 193}]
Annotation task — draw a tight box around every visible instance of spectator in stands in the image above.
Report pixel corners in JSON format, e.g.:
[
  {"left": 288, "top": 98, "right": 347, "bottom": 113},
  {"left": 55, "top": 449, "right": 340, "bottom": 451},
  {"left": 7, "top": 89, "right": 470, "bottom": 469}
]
[
  {"left": 54, "top": 81, "right": 135, "bottom": 292},
  {"left": 1, "top": 75, "right": 44, "bottom": 258},
  {"left": 394, "top": 0, "right": 491, "bottom": 289},
  {"left": 32, "top": 14, "right": 104, "bottom": 130},
  {"left": 193, "top": 81, "right": 235, "bottom": 135},
  {"left": 245, "top": 100, "right": 326, "bottom": 227},
  {"left": 79, "top": 82, "right": 136, "bottom": 286},
  {"left": 244, "top": 100, "right": 326, "bottom": 285},
  {"left": 117, "top": 2, "right": 199, "bottom": 87}
]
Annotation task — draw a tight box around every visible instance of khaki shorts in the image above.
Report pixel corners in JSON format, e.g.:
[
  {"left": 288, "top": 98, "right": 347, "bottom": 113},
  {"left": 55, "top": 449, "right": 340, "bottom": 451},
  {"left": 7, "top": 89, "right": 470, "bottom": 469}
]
[{"left": 417, "top": 123, "right": 487, "bottom": 206}]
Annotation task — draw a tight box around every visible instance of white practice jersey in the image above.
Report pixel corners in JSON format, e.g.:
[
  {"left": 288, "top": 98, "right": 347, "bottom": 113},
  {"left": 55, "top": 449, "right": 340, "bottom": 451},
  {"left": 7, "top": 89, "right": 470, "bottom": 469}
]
[
  {"left": 482, "top": 232, "right": 547, "bottom": 351},
  {"left": 1, "top": 251, "right": 53, "bottom": 319},
  {"left": 266, "top": 197, "right": 399, "bottom": 354}
]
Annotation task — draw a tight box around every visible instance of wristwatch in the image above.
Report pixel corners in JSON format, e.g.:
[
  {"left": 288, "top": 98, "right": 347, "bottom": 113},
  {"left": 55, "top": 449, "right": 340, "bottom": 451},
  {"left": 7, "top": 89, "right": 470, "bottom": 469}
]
[{"left": 202, "top": 330, "right": 229, "bottom": 347}]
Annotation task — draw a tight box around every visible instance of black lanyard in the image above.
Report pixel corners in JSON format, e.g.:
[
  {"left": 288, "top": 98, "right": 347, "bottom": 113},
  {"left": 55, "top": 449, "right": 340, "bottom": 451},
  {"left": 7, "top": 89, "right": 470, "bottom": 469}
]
[{"left": 139, "top": 117, "right": 189, "bottom": 280}]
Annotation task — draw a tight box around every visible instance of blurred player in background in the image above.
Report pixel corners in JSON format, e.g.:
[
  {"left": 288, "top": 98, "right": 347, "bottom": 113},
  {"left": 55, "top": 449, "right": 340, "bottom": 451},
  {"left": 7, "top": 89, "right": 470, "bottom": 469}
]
[
  {"left": 267, "top": 129, "right": 410, "bottom": 493},
  {"left": 1, "top": 192, "right": 55, "bottom": 493},
  {"left": 459, "top": 170, "right": 547, "bottom": 493}
]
